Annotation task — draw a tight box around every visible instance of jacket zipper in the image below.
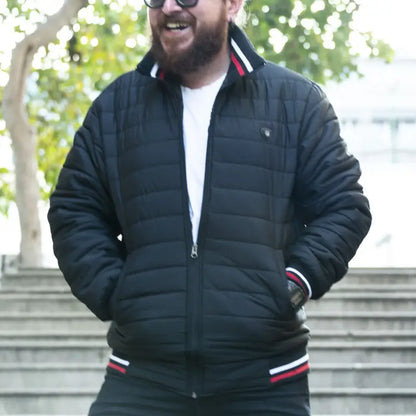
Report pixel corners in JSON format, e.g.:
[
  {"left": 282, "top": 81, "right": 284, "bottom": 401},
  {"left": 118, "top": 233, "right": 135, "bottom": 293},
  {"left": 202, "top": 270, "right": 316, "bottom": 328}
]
[
  {"left": 171, "top": 85, "right": 203, "bottom": 397},
  {"left": 191, "top": 243, "right": 198, "bottom": 259},
  {"left": 177, "top": 83, "right": 223, "bottom": 397}
]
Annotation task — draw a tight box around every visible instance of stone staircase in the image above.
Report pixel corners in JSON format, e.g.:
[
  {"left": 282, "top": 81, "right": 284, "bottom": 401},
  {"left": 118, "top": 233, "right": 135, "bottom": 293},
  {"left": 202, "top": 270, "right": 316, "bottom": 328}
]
[
  {"left": 307, "top": 268, "right": 416, "bottom": 415},
  {"left": 0, "top": 267, "right": 415, "bottom": 415}
]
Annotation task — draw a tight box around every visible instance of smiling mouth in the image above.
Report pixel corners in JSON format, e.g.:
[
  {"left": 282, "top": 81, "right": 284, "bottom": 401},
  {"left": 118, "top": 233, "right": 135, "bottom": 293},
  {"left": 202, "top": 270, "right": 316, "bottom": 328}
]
[{"left": 165, "top": 22, "right": 190, "bottom": 31}]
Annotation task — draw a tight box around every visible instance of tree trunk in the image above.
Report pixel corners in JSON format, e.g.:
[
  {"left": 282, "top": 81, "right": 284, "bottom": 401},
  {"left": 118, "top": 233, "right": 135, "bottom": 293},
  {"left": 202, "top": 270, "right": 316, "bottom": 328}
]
[{"left": 2, "top": 0, "right": 88, "bottom": 267}]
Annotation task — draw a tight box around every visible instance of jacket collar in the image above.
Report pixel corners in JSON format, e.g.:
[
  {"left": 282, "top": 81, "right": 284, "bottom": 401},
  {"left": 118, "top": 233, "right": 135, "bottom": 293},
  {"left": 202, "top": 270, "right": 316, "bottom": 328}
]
[{"left": 136, "top": 24, "right": 265, "bottom": 83}]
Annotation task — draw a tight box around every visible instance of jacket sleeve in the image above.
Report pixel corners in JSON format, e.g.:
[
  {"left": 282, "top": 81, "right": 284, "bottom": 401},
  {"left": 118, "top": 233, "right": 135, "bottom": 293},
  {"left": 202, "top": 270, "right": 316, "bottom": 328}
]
[
  {"left": 48, "top": 103, "right": 125, "bottom": 321},
  {"left": 285, "top": 83, "right": 371, "bottom": 300}
]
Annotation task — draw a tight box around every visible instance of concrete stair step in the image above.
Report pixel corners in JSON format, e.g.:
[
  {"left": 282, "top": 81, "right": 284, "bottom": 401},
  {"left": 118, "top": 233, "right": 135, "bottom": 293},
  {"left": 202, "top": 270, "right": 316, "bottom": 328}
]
[
  {"left": 307, "top": 311, "right": 416, "bottom": 330},
  {"left": 0, "top": 286, "right": 70, "bottom": 294},
  {"left": 307, "top": 292, "right": 416, "bottom": 312},
  {"left": 0, "top": 293, "right": 87, "bottom": 313},
  {"left": 309, "top": 388, "right": 416, "bottom": 414},
  {"left": 0, "top": 312, "right": 107, "bottom": 331},
  {"left": 0, "top": 329, "right": 106, "bottom": 341},
  {"left": 309, "top": 363, "right": 416, "bottom": 388},
  {"left": 334, "top": 268, "right": 416, "bottom": 285},
  {"left": 308, "top": 340, "right": 416, "bottom": 363},
  {"left": 4, "top": 267, "right": 61, "bottom": 276},
  {"left": 0, "top": 268, "right": 64, "bottom": 288},
  {"left": 0, "top": 363, "right": 106, "bottom": 389},
  {"left": 0, "top": 340, "right": 110, "bottom": 362},
  {"left": 310, "top": 329, "right": 416, "bottom": 342},
  {"left": 0, "top": 388, "right": 96, "bottom": 415},
  {"left": 329, "top": 283, "right": 416, "bottom": 292}
]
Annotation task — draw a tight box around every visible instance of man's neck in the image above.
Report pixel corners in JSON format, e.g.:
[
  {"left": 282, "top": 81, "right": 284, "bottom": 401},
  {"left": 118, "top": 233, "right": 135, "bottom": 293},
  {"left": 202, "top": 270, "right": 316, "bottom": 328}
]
[{"left": 180, "top": 44, "right": 230, "bottom": 89}]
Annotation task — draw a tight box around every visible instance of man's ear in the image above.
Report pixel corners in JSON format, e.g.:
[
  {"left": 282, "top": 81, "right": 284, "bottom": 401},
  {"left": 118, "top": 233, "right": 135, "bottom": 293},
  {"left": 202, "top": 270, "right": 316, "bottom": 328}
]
[{"left": 227, "top": 0, "right": 243, "bottom": 23}]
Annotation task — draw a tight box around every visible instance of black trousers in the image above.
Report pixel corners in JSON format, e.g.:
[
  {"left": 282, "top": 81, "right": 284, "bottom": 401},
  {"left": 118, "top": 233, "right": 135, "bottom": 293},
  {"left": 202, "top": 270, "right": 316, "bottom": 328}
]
[{"left": 89, "top": 370, "right": 311, "bottom": 416}]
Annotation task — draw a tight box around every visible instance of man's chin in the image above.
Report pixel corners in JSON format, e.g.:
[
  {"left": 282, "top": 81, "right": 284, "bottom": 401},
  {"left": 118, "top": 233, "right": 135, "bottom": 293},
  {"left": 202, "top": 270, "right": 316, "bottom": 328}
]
[
  {"left": 151, "top": 45, "right": 194, "bottom": 75},
  {"left": 151, "top": 17, "right": 228, "bottom": 76}
]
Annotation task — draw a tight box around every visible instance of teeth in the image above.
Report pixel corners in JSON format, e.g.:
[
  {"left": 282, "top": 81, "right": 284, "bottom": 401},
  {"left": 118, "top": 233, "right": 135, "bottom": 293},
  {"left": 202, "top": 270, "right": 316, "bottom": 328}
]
[{"left": 166, "top": 22, "right": 188, "bottom": 30}]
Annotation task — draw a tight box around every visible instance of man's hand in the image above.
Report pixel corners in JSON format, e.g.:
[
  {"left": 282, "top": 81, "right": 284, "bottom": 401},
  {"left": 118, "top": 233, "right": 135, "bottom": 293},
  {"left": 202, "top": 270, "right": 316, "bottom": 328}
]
[{"left": 287, "top": 279, "right": 307, "bottom": 311}]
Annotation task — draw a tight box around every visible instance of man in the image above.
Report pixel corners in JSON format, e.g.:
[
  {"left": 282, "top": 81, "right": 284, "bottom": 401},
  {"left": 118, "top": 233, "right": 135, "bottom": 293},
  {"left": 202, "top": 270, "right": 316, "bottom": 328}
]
[{"left": 48, "top": 0, "right": 371, "bottom": 414}]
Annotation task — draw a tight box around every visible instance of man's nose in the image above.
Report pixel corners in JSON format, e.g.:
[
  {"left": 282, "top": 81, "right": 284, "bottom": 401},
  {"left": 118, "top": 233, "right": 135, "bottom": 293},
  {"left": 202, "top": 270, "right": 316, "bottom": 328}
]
[{"left": 161, "top": 0, "right": 182, "bottom": 14}]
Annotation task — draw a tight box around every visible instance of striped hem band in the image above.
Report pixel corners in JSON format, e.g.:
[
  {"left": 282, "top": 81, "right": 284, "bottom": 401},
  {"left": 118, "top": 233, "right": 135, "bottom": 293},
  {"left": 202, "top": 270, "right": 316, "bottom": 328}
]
[
  {"left": 107, "top": 354, "right": 130, "bottom": 374},
  {"left": 269, "top": 353, "right": 310, "bottom": 384}
]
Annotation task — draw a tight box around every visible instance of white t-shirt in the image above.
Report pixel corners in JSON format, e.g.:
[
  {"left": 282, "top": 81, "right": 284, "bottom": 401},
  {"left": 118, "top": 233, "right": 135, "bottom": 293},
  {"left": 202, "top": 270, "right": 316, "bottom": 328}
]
[{"left": 181, "top": 74, "right": 226, "bottom": 244}]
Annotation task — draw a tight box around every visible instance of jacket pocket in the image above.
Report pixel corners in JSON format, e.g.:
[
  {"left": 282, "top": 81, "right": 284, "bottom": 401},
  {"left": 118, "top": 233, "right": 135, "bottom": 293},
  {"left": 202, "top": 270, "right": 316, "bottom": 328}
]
[
  {"left": 109, "top": 264, "right": 128, "bottom": 321},
  {"left": 273, "top": 250, "right": 296, "bottom": 317}
]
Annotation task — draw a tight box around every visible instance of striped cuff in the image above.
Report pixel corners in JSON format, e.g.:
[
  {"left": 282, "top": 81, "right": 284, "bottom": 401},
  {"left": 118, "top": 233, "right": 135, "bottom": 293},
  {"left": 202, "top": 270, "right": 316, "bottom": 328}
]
[{"left": 285, "top": 267, "right": 312, "bottom": 299}]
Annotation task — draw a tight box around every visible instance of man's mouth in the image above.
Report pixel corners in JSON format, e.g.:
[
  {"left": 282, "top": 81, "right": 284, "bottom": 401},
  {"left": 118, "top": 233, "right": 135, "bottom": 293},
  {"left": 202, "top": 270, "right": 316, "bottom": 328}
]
[{"left": 165, "top": 22, "right": 190, "bottom": 31}]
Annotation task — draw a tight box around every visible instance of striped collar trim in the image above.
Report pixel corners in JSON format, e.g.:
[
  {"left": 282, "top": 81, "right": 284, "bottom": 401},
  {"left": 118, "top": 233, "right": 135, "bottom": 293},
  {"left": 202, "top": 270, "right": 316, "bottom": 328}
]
[
  {"left": 150, "top": 63, "right": 165, "bottom": 80},
  {"left": 228, "top": 23, "right": 264, "bottom": 77},
  {"left": 139, "top": 25, "right": 264, "bottom": 80}
]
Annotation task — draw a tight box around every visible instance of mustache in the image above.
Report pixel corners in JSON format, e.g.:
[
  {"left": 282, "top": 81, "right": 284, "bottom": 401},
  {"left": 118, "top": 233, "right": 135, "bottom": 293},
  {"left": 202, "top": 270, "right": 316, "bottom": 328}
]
[{"left": 158, "top": 13, "right": 193, "bottom": 25}]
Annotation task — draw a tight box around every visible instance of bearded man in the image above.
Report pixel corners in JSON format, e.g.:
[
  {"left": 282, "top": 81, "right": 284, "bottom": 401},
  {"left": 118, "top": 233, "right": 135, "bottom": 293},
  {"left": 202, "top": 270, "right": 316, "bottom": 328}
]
[{"left": 48, "top": 0, "right": 371, "bottom": 414}]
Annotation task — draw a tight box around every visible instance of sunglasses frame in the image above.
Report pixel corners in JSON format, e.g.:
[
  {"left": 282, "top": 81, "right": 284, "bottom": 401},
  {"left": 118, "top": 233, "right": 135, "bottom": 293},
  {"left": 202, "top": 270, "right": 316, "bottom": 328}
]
[{"left": 144, "top": 0, "right": 199, "bottom": 9}]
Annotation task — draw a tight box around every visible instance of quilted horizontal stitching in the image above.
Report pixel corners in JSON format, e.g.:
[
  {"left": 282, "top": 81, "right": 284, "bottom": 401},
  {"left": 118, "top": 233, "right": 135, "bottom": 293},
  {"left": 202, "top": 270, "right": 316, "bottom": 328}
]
[
  {"left": 123, "top": 264, "right": 186, "bottom": 275},
  {"left": 124, "top": 186, "right": 182, "bottom": 198},
  {"left": 217, "top": 114, "right": 305, "bottom": 127},
  {"left": 212, "top": 160, "right": 296, "bottom": 174},
  {"left": 123, "top": 191, "right": 182, "bottom": 207},
  {"left": 210, "top": 185, "right": 291, "bottom": 198},
  {"left": 205, "top": 288, "right": 275, "bottom": 298},
  {"left": 121, "top": 162, "right": 181, "bottom": 177},
  {"left": 208, "top": 206, "right": 284, "bottom": 222},
  {"left": 205, "top": 263, "right": 278, "bottom": 274},
  {"left": 126, "top": 238, "right": 185, "bottom": 250},
  {"left": 205, "top": 236, "right": 285, "bottom": 249},
  {"left": 128, "top": 214, "right": 184, "bottom": 226},
  {"left": 212, "top": 133, "right": 296, "bottom": 144},
  {"left": 121, "top": 290, "right": 186, "bottom": 303}
]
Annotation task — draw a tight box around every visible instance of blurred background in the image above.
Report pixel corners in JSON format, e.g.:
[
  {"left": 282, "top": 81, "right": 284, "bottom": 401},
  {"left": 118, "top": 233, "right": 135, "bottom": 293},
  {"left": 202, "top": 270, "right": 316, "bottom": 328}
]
[{"left": 0, "top": 0, "right": 415, "bottom": 268}]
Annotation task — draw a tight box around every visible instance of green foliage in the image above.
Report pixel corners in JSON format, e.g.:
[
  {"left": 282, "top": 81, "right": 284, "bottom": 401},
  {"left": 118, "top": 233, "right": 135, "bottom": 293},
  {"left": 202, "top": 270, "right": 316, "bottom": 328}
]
[
  {"left": 0, "top": 0, "right": 394, "bottom": 206},
  {"left": 27, "top": 1, "right": 149, "bottom": 198},
  {"left": 244, "top": 0, "right": 394, "bottom": 83}
]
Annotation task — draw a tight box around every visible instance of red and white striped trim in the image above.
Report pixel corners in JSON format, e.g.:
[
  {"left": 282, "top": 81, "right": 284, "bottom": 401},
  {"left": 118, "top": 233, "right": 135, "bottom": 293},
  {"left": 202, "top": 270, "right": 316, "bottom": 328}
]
[
  {"left": 107, "top": 354, "right": 130, "bottom": 374},
  {"left": 269, "top": 353, "right": 310, "bottom": 384},
  {"left": 230, "top": 38, "right": 254, "bottom": 74},
  {"left": 286, "top": 267, "right": 312, "bottom": 299},
  {"left": 150, "top": 63, "right": 165, "bottom": 80}
]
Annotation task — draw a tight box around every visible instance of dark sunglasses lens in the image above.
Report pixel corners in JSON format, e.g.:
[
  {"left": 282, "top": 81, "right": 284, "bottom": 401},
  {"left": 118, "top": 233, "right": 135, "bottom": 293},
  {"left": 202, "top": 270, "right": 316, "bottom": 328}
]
[
  {"left": 178, "top": 0, "right": 198, "bottom": 6},
  {"left": 144, "top": 0, "right": 164, "bottom": 8},
  {"left": 144, "top": 0, "right": 198, "bottom": 7}
]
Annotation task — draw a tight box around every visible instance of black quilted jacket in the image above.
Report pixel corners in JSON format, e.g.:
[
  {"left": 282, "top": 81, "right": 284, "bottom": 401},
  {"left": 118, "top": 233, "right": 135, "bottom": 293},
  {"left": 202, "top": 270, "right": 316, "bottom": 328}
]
[{"left": 48, "top": 25, "right": 371, "bottom": 396}]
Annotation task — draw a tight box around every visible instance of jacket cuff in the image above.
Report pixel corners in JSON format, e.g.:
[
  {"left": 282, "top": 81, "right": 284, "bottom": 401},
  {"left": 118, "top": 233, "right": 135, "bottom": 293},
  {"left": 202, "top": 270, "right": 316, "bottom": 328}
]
[{"left": 285, "top": 267, "right": 312, "bottom": 300}]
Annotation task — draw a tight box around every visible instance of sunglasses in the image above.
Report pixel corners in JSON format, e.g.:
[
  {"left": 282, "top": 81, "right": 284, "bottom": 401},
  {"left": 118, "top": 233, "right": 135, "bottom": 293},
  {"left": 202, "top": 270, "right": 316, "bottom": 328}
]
[{"left": 144, "top": 0, "right": 198, "bottom": 8}]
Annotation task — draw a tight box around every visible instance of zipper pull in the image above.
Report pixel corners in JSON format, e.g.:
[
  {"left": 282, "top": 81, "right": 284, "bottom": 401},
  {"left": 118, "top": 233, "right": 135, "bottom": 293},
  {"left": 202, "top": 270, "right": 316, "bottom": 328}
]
[{"left": 190, "top": 244, "right": 198, "bottom": 259}]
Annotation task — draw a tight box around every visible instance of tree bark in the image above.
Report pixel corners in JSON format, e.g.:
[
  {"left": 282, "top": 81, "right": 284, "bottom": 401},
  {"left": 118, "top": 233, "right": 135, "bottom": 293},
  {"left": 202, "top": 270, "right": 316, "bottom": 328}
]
[{"left": 2, "top": 0, "right": 88, "bottom": 267}]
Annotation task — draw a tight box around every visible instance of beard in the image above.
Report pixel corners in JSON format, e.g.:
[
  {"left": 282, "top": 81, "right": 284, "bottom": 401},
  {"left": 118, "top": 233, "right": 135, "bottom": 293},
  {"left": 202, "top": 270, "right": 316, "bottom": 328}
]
[{"left": 150, "top": 14, "right": 229, "bottom": 76}]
